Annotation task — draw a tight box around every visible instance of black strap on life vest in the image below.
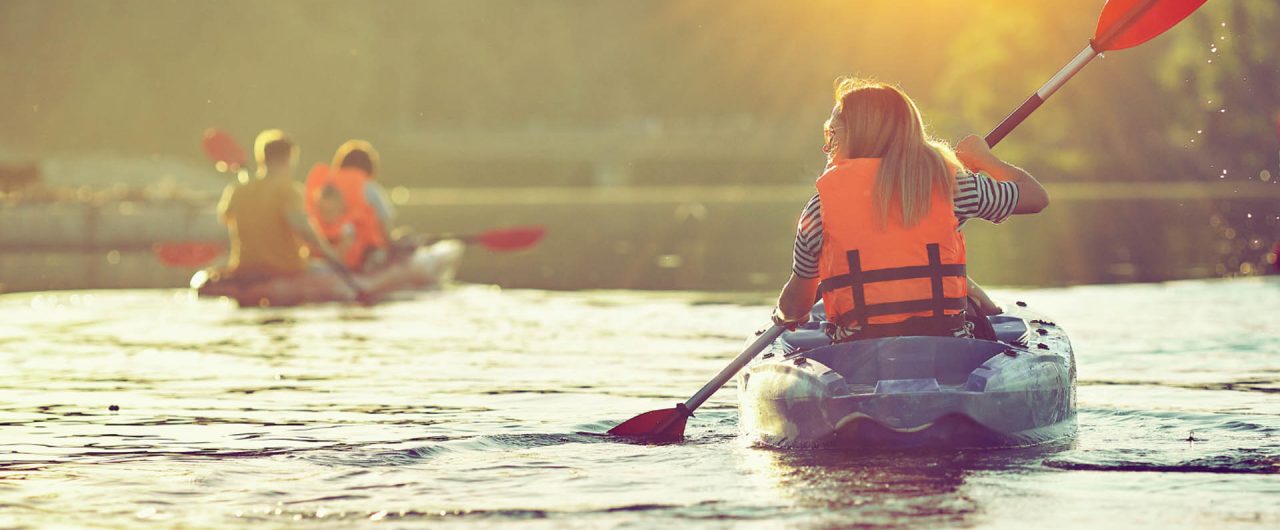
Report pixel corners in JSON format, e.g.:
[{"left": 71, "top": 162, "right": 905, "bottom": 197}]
[
  {"left": 817, "top": 243, "right": 967, "bottom": 328},
  {"left": 838, "top": 313, "right": 968, "bottom": 342}
]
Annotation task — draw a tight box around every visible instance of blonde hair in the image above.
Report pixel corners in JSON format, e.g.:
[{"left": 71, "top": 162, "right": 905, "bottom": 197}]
[{"left": 828, "top": 78, "right": 959, "bottom": 227}]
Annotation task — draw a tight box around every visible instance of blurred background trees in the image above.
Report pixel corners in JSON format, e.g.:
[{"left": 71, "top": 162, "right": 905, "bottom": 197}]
[
  {"left": 2, "top": 0, "right": 1274, "bottom": 187},
  {"left": 0, "top": 0, "right": 1276, "bottom": 291}
]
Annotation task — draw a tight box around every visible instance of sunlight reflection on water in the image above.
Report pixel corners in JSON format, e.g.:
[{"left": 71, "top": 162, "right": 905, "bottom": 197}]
[{"left": 0, "top": 279, "right": 1277, "bottom": 528}]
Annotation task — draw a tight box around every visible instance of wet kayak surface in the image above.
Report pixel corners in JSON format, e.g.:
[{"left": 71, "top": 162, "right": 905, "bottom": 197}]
[{"left": 1, "top": 279, "right": 1277, "bottom": 529}]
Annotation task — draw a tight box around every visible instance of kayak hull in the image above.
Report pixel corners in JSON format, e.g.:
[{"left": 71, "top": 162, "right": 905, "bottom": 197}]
[
  {"left": 191, "top": 241, "right": 463, "bottom": 307},
  {"left": 738, "top": 303, "right": 1076, "bottom": 449}
]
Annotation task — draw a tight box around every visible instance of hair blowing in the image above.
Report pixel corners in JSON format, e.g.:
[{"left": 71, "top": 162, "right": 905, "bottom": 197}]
[{"left": 831, "top": 78, "right": 959, "bottom": 228}]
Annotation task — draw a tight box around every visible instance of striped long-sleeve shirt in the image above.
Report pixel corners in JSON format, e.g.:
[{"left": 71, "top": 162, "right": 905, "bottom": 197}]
[{"left": 792, "top": 172, "right": 1019, "bottom": 279}]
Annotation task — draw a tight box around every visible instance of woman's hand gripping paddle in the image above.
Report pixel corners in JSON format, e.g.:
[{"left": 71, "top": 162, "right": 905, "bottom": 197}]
[
  {"left": 984, "top": 0, "right": 1209, "bottom": 147},
  {"left": 608, "top": 325, "right": 786, "bottom": 441}
]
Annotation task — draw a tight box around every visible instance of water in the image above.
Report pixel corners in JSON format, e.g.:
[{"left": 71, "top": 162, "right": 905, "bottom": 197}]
[
  {"left": 1, "top": 279, "right": 1277, "bottom": 529},
  {"left": 5, "top": 188, "right": 1278, "bottom": 293}
]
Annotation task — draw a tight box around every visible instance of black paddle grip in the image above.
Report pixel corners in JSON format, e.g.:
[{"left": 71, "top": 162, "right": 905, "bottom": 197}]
[{"left": 985, "top": 94, "right": 1045, "bottom": 147}]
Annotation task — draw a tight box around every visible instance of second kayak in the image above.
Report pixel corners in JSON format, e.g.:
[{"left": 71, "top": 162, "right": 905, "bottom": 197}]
[{"left": 191, "top": 241, "right": 464, "bottom": 307}]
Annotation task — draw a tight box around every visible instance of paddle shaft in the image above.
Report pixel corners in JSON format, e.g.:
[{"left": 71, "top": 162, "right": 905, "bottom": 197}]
[
  {"left": 985, "top": 45, "right": 1097, "bottom": 147},
  {"left": 984, "top": 0, "right": 1161, "bottom": 147},
  {"left": 320, "top": 253, "right": 371, "bottom": 302},
  {"left": 682, "top": 324, "right": 785, "bottom": 413},
  {"left": 414, "top": 233, "right": 481, "bottom": 246}
]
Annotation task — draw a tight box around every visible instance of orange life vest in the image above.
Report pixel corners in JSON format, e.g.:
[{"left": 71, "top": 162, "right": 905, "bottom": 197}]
[
  {"left": 304, "top": 163, "right": 388, "bottom": 269},
  {"left": 816, "top": 158, "right": 969, "bottom": 332}
]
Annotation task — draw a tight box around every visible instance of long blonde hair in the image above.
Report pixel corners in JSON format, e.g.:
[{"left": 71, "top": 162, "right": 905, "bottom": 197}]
[{"left": 827, "top": 78, "right": 959, "bottom": 227}]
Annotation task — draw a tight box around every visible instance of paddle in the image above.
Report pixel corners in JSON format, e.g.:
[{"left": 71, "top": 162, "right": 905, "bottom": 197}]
[
  {"left": 202, "top": 128, "right": 247, "bottom": 174},
  {"left": 985, "top": 0, "right": 1208, "bottom": 147},
  {"left": 413, "top": 226, "right": 546, "bottom": 252},
  {"left": 152, "top": 130, "right": 240, "bottom": 269},
  {"left": 153, "top": 241, "right": 226, "bottom": 268},
  {"left": 155, "top": 225, "right": 546, "bottom": 271},
  {"left": 608, "top": 325, "right": 786, "bottom": 441}
]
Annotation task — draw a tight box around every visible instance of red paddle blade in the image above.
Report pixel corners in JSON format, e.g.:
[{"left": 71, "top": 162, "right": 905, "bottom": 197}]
[
  {"left": 607, "top": 406, "right": 689, "bottom": 441},
  {"left": 1094, "top": 0, "right": 1208, "bottom": 51},
  {"left": 153, "top": 242, "right": 225, "bottom": 268},
  {"left": 475, "top": 226, "right": 546, "bottom": 251},
  {"left": 201, "top": 128, "right": 247, "bottom": 172}
]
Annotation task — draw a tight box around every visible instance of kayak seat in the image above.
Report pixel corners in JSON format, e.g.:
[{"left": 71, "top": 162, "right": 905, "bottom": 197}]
[
  {"left": 803, "top": 336, "right": 1008, "bottom": 386},
  {"left": 779, "top": 328, "right": 833, "bottom": 354}
]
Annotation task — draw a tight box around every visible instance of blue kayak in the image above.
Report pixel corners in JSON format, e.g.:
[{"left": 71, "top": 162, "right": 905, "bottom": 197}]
[{"left": 738, "top": 301, "right": 1076, "bottom": 449}]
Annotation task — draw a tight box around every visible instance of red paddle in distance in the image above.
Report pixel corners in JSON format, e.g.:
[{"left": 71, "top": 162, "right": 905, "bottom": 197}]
[
  {"left": 153, "top": 241, "right": 226, "bottom": 268},
  {"left": 149, "top": 128, "right": 243, "bottom": 268},
  {"left": 608, "top": 0, "right": 1209, "bottom": 443},
  {"left": 202, "top": 128, "right": 248, "bottom": 174},
  {"left": 415, "top": 226, "right": 547, "bottom": 252},
  {"left": 157, "top": 225, "right": 547, "bottom": 269}
]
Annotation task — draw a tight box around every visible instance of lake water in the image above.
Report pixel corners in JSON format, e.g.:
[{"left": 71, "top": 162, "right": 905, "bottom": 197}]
[
  {"left": 1, "top": 279, "right": 1277, "bottom": 529},
  {"left": 4, "top": 185, "right": 1277, "bottom": 293}
]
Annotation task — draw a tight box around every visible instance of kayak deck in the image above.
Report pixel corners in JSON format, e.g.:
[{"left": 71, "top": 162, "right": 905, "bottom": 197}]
[{"left": 738, "top": 303, "right": 1076, "bottom": 449}]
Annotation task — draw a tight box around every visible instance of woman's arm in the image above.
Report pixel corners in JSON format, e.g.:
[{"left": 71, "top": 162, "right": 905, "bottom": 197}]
[
  {"left": 776, "top": 273, "right": 819, "bottom": 324},
  {"left": 956, "top": 135, "right": 1049, "bottom": 214},
  {"left": 363, "top": 182, "right": 396, "bottom": 240},
  {"left": 216, "top": 183, "right": 235, "bottom": 225},
  {"left": 967, "top": 278, "right": 1003, "bottom": 315}
]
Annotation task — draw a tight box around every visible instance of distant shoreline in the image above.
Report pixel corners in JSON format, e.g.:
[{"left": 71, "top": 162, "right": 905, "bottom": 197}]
[{"left": 388, "top": 181, "right": 1280, "bottom": 206}]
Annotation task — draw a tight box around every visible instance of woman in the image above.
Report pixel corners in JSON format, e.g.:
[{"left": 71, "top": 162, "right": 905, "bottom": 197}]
[
  {"left": 305, "top": 140, "right": 397, "bottom": 271},
  {"left": 773, "top": 78, "right": 1049, "bottom": 341}
]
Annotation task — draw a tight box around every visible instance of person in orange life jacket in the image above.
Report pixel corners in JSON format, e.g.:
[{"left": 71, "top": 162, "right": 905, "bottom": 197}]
[
  {"left": 772, "top": 78, "right": 1049, "bottom": 341},
  {"left": 217, "top": 129, "right": 345, "bottom": 281},
  {"left": 313, "top": 184, "right": 358, "bottom": 260},
  {"left": 305, "top": 140, "right": 396, "bottom": 272}
]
